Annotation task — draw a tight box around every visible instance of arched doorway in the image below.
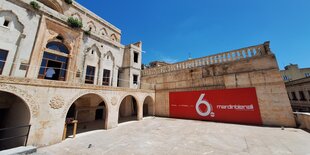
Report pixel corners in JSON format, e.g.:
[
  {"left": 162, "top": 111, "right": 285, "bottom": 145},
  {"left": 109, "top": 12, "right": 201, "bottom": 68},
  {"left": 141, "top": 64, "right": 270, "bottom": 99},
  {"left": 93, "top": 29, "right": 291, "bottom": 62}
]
[
  {"left": 65, "top": 94, "right": 107, "bottom": 138},
  {"left": 143, "top": 96, "right": 154, "bottom": 117},
  {"left": 118, "top": 95, "right": 138, "bottom": 123},
  {"left": 0, "top": 91, "right": 31, "bottom": 150}
]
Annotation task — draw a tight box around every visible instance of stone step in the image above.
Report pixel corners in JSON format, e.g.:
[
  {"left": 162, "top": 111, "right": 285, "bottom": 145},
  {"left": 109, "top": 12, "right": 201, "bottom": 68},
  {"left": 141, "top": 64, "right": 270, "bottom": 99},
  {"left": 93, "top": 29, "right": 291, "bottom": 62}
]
[{"left": 0, "top": 146, "right": 37, "bottom": 155}]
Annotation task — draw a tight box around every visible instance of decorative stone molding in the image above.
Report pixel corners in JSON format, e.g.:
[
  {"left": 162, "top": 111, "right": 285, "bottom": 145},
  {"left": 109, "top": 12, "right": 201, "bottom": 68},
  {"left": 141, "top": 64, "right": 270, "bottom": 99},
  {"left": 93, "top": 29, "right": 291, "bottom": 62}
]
[
  {"left": 111, "top": 97, "right": 117, "bottom": 106},
  {"left": 49, "top": 95, "right": 65, "bottom": 109},
  {"left": 0, "top": 83, "right": 39, "bottom": 117}
]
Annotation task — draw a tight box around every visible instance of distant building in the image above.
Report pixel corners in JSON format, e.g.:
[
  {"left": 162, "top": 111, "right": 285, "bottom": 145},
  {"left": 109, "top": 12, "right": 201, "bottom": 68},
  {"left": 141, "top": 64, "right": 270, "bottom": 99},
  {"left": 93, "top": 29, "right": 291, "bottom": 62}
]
[
  {"left": 280, "top": 64, "right": 310, "bottom": 82},
  {"left": 149, "top": 61, "right": 170, "bottom": 68},
  {"left": 285, "top": 77, "right": 310, "bottom": 112}
]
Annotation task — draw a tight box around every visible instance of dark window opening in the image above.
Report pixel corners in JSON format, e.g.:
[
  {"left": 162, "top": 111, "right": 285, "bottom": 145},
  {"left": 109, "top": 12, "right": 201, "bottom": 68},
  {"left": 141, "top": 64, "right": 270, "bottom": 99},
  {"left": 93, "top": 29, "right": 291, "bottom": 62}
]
[
  {"left": 134, "top": 52, "right": 139, "bottom": 63},
  {"left": 46, "top": 42, "right": 69, "bottom": 54},
  {"left": 3, "top": 20, "right": 9, "bottom": 27},
  {"left": 299, "top": 91, "right": 306, "bottom": 101},
  {"left": 38, "top": 52, "right": 68, "bottom": 81},
  {"left": 95, "top": 102, "right": 105, "bottom": 120},
  {"left": 85, "top": 66, "right": 95, "bottom": 84},
  {"left": 133, "top": 74, "right": 138, "bottom": 85},
  {"left": 0, "top": 49, "right": 8, "bottom": 75},
  {"left": 102, "top": 69, "right": 111, "bottom": 86},
  {"left": 56, "top": 35, "right": 64, "bottom": 41},
  {"left": 291, "top": 92, "right": 297, "bottom": 101}
]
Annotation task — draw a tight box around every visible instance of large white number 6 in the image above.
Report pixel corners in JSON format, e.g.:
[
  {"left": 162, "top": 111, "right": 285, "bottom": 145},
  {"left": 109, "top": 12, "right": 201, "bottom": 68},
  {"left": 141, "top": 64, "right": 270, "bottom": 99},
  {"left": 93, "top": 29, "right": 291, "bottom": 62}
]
[{"left": 195, "top": 94, "right": 212, "bottom": 117}]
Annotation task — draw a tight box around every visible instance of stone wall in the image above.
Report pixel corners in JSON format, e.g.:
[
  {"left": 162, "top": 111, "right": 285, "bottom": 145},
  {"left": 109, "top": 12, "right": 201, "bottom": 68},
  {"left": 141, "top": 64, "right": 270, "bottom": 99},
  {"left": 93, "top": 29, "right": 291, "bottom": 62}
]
[
  {"left": 141, "top": 42, "right": 296, "bottom": 127},
  {"left": 0, "top": 76, "right": 155, "bottom": 147}
]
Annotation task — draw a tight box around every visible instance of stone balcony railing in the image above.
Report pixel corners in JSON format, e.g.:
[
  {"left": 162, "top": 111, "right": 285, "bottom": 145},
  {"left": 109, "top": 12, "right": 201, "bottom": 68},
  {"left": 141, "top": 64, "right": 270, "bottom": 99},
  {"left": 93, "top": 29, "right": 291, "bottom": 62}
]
[{"left": 142, "top": 42, "right": 272, "bottom": 76}]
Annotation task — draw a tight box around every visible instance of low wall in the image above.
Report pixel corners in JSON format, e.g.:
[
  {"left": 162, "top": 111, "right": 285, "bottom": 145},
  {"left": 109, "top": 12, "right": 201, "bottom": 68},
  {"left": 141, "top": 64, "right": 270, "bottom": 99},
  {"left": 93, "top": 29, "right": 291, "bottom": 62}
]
[{"left": 294, "top": 112, "right": 310, "bottom": 130}]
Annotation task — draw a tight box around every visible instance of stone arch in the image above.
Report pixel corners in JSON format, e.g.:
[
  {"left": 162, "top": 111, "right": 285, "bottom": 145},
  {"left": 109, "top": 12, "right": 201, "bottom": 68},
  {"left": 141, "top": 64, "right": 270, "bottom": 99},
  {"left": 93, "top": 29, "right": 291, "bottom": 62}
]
[
  {"left": 38, "top": 0, "right": 64, "bottom": 14},
  {"left": 0, "top": 89, "right": 32, "bottom": 150},
  {"left": 63, "top": 91, "right": 110, "bottom": 118},
  {"left": 86, "top": 44, "right": 101, "bottom": 58},
  {"left": 47, "top": 30, "right": 73, "bottom": 52},
  {"left": 86, "top": 21, "right": 96, "bottom": 32},
  {"left": 63, "top": 92, "right": 109, "bottom": 137},
  {"left": 100, "top": 28, "right": 108, "bottom": 36},
  {"left": 110, "top": 34, "right": 118, "bottom": 42},
  {"left": 0, "top": 10, "right": 24, "bottom": 33},
  {"left": 143, "top": 96, "right": 155, "bottom": 117},
  {"left": 0, "top": 83, "right": 39, "bottom": 119},
  {"left": 118, "top": 94, "right": 141, "bottom": 123},
  {"left": 104, "top": 51, "right": 115, "bottom": 61}
]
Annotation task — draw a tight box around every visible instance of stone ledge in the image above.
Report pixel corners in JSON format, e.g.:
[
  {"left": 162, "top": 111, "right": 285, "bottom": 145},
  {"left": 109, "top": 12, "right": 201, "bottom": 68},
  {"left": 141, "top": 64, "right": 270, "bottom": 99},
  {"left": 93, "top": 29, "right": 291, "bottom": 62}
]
[
  {"left": 0, "top": 76, "right": 155, "bottom": 93},
  {"left": 0, "top": 146, "right": 36, "bottom": 155}
]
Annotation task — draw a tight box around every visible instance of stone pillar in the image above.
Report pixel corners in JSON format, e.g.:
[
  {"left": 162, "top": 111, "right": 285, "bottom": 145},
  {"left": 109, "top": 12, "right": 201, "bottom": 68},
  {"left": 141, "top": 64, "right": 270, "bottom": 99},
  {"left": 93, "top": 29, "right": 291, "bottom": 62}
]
[
  {"left": 137, "top": 100, "right": 143, "bottom": 120},
  {"left": 97, "top": 58, "right": 104, "bottom": 85}
]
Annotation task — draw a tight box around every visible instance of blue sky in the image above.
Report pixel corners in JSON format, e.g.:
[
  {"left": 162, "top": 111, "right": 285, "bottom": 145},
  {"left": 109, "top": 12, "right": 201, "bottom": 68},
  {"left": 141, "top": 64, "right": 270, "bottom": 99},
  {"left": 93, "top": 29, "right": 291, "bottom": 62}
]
[{"left": 76, "top": 0, "right": 310, "bottom": 69}]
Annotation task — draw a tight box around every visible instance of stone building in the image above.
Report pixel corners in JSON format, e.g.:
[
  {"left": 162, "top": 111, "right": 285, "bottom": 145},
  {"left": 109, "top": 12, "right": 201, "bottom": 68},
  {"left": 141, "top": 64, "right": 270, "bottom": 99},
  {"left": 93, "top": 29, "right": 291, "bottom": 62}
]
[
  {"left": 0, "top": 0, "right": 297, "bottom": 151},
  {"left": 285, "top": 77, "right": 310, "bottom": 112},
  {"left": 280, "top": 64, "right": 310, "bottom": 82},
  {"left": 141, "top": 42, "right": 296, "bottom": 127},
  {"left": 0, "top": 0, "right": 155, "bottom": 150}
]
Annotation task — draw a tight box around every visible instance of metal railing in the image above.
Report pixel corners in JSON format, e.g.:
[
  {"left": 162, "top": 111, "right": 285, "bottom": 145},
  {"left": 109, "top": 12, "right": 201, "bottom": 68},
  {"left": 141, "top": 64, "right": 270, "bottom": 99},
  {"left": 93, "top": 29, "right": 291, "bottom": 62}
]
[{"left": 0, "top": 125, "right": 31, "bottom": 150}]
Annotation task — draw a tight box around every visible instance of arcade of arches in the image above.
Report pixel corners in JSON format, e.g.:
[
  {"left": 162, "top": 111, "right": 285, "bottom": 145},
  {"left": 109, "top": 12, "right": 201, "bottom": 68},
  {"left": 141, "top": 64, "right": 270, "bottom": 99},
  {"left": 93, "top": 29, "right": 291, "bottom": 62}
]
[
  {"left": 0, "top": 91, "right": 31, "bottom": 150},
  {"left": 0, "top": 85, "right": 154, "bottom": 150},
  {"left": 64, "top": 93, "right": 154, "bottom": 139}
]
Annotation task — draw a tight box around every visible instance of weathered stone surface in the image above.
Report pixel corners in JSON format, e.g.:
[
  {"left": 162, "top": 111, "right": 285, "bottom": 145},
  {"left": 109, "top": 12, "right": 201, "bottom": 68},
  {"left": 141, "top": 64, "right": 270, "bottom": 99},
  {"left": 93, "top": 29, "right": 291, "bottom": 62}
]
[{"left": 142, "top": 43, "right": 296, "bottom": 127}]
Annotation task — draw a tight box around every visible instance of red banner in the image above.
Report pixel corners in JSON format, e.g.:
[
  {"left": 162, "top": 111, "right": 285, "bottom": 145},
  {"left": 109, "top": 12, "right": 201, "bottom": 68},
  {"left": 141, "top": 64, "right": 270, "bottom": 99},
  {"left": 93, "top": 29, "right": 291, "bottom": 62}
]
[{"left": 169, "top": 87, "right": 262, "bottom": 125}]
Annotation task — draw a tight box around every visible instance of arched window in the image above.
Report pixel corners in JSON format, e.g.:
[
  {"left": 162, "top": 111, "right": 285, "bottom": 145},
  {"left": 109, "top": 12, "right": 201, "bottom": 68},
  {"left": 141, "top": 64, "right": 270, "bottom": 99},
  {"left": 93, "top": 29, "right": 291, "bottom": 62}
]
[
  {"left": 46, "top": 42, "right": 69, "bottom": 54},
  {"left": 38, "top": 41, "right": 69, "bottom": 81}
]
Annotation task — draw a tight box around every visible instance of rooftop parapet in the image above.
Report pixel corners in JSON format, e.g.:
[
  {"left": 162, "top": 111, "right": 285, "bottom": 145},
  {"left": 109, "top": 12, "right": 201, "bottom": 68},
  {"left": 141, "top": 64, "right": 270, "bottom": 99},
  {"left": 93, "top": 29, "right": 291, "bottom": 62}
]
[{"left": 142, "top": 41, "right": 272, "bottom": 76}]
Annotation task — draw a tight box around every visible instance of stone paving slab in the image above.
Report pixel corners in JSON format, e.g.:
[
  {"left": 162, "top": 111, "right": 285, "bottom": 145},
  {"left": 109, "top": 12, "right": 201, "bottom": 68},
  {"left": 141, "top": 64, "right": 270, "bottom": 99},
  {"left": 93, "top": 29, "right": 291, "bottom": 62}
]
[{"left": 36, "top": 117, "right": 310, "bottom": 155}]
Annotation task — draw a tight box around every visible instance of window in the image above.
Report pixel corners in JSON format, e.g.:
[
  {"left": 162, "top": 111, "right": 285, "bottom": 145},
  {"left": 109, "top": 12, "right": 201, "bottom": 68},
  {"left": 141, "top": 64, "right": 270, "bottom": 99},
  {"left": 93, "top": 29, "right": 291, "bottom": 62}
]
[
  {"left": 85, "top": 66, "right": 95, "bottom": 84},
  {"left": 283, "top": 75, "right": 289, "bottom": 81},
  {"left": 46, "top": 42, "right": 69, "bottom": 54},
  {"left": 291, "top": 92, "right": 297, "bottom": 101},
  {"left": 134, "top": 52, "right": 139, "bottom": 63},
  {"left": 133, "top": 74, "right": 138, "bottom": 85},
  {"left": 305, "top": 73, "right": 310, "bottom": 77},
  {"left": 102, "top": 69, "right": 111, "bottom": 86},
  {"left": 38, "top": 42, "right": 69, "bottom": 81},
  {"left": 299, "top": 91, "right": 306, "bottom": 101},
  {"left": 3, "top": 20, "right": 10, "bottom": 27},
  {"left": 0, "top": 49, "right": 8, "bottom": 75}
]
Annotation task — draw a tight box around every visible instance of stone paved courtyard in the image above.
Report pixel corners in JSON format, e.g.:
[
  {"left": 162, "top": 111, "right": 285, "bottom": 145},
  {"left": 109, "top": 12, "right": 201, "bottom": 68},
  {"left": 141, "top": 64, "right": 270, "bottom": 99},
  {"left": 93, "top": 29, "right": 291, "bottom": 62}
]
[{"left": 36, "top": 117, "right": 310, "bottom": 155}]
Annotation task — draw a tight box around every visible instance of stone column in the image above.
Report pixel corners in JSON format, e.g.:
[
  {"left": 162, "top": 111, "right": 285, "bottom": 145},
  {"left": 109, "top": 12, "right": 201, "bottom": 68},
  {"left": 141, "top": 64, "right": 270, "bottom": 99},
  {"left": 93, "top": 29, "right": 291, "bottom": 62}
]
[{"left": 97, "top": 58, "right": 104, "bottom": 85}]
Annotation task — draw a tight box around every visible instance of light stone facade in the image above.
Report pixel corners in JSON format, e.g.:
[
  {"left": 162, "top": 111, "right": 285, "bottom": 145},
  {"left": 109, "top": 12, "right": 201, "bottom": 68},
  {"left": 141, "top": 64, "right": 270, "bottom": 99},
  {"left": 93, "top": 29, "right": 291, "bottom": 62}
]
[
  {"left": 0, "top": 0, "right": 154, "bottom": 150},
  {"left": 0, "top": 0, "right": 297, "bottom": 151},
  {"left": 285, "top": 77, "right": 310, "bottom": 112},
  {"left": 141, "top": 42, "right": 296, "bottom": 127},
  {"left": 280, "top": 64, "right": 310, "bottom": 82}
]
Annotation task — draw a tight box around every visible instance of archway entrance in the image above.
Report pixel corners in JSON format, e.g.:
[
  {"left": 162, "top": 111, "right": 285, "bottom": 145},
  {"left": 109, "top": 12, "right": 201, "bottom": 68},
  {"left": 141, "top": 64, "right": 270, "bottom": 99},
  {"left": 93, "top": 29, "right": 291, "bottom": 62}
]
[
  {"left": 143, "top": 96, "right": 154, "bottom": 117},
  {"left": 118, "top": 95, "right": 138, "bottom": 123},
  {"left": 65, "top": 94, "right": 107, "bottom": 138},
  {"left": 0, "top": 91, "right": 31, "bottom": 150}
]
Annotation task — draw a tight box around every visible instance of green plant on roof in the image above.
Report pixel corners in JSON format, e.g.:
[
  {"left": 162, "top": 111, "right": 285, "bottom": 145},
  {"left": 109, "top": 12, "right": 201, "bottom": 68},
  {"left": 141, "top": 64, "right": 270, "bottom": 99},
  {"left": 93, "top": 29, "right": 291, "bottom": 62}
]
[
  {"left": 30, "top": 1, "right": 40, "bottom": 10},
  {"left": 64, "top": 0, "right": 73, "bottom": 5},
  {"left": 67, "top": 17, "right": 83, "bottom": 28}
]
